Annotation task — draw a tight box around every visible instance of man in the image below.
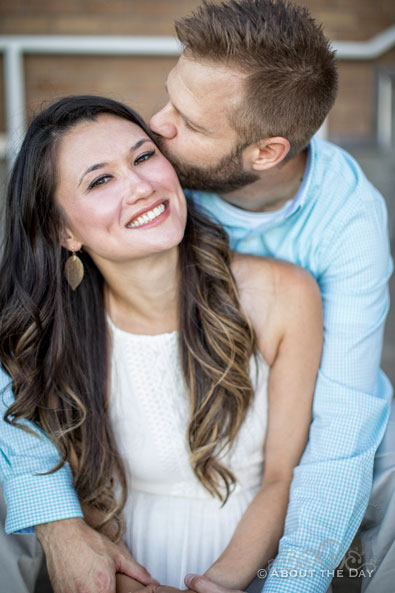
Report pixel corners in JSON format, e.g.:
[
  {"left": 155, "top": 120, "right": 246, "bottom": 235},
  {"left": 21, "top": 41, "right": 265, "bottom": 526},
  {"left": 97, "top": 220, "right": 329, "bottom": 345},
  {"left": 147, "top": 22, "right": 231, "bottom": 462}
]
[
  {"left": 149, "top": 4, "right": 394, "bottom": 593},
  {"left": 1, "top": 1, "right": 394, "bottom": 593}
]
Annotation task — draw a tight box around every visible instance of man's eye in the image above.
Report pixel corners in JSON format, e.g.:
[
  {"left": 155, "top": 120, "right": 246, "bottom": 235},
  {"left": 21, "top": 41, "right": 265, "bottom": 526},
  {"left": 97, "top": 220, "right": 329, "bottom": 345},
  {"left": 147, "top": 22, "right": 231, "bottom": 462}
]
[
  {"left": 134, "top": 150, "right": 155, "bottom": 165},
  {"left": 88, "top": 175, "right": 112, "bottom": 189},
  {"left": 184, "top": 121, "right": 197, "bottom": 132}
]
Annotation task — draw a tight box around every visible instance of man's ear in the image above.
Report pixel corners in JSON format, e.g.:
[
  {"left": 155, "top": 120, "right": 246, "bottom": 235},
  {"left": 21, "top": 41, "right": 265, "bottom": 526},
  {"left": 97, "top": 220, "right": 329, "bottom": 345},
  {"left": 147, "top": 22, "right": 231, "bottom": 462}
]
[{"left": 245, "top": 137, "right": 290, "bottom": 171}]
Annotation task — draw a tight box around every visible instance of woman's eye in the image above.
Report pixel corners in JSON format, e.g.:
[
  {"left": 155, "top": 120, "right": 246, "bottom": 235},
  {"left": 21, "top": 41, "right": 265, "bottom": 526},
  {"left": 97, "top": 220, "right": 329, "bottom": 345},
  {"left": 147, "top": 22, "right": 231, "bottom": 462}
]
[
  {"left": 134, "top": 150, "right": 155, "bottom": 166},
  {"left": 88, "top": 175, "right": 112, "bottom": 189}
]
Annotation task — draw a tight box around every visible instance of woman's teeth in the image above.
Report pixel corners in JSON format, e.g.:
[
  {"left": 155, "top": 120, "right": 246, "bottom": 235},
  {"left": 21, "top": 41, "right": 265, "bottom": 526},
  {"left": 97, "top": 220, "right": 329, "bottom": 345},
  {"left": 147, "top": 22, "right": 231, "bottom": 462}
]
[{"left": 127, "top": 203, "right": 166, "bottom": 228}]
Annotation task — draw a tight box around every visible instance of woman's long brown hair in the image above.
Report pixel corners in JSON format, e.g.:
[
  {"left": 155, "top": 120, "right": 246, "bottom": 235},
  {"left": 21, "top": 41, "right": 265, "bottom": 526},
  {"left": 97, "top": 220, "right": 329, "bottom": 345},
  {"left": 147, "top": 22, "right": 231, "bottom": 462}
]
[{"left": 0, "top": 96, "right": 255, "bottom": 539}]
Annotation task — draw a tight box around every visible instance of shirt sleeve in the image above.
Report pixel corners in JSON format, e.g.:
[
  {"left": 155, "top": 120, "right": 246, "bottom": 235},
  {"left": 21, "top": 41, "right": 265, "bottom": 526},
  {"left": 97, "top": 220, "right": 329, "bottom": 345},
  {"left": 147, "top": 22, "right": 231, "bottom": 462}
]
[
  {"left": 0, "top": 368, "right": 83, "bottom": 534},
  {"left": 262, "top": 190, "right": 393, "bottom": 592}
]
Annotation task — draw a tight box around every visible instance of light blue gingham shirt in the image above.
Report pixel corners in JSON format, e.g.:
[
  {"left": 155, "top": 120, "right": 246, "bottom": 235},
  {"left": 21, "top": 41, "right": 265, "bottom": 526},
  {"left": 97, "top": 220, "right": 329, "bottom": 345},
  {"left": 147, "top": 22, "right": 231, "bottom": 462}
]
[{"left": 0, "top": 138, "right": 393, "bottom": 593}]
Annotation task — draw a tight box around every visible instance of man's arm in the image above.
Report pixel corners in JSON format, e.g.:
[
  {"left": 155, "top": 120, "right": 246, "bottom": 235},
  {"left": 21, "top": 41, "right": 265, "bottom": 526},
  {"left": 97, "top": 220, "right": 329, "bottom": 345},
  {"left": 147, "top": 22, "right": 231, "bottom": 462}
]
[
  {"left": 0, "top": 368, "right": 155, "bottom": 593},
  {"left": 261, "top": 192, "right": 393, "bottom": 592},
  {"left": 0, "top": 368, "right": 83, "bottom": 533}
]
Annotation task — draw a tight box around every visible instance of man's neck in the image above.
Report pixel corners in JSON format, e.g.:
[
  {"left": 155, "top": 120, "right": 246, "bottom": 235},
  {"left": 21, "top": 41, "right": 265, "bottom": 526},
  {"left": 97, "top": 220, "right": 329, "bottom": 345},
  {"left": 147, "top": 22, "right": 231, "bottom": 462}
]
[{"left": 219, "top": 149, "right": 308, "bottom": 213}]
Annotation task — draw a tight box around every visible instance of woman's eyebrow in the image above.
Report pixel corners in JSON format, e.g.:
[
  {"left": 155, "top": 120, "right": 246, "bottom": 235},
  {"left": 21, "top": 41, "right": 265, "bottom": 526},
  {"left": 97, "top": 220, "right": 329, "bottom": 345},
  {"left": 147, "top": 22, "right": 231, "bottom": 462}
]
[
  {"left": 131, "top": 138, "right": 150, "bottom": 152},
  {"left": 78, "top": 139, "right": 150, "bottom": 186},
  {"left": 78, "top": 162, "right": 107, "bottom": 186}
]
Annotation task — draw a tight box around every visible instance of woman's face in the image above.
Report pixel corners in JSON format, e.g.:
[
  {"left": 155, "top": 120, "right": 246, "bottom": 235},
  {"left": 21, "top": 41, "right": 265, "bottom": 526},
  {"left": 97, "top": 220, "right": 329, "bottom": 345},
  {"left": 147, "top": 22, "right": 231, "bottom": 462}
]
[{"left": 55, "top": 114, "right": 187, "bottom": 264}]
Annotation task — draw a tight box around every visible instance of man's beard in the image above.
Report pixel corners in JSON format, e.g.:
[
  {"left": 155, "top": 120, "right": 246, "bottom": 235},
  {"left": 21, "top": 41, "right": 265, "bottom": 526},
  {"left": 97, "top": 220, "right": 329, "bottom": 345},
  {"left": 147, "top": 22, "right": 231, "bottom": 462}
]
[{"left": 155, "top": 137, "right": 259, "bottom": 194}]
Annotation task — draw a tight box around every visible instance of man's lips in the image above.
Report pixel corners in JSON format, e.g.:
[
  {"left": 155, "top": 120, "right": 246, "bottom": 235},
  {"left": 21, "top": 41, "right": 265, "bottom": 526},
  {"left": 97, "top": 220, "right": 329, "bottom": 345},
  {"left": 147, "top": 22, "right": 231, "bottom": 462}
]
[{"left": 125, "top": 199, "right": 169, "bottom": 229}]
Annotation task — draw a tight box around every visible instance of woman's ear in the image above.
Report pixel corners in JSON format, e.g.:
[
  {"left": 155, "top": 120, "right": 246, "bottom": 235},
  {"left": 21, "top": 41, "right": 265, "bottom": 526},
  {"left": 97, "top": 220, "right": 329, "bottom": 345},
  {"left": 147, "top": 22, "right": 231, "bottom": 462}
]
[
  {"left": 245, "top": 137, "right": 290, "bottom": 171},
  {"left": 58, "top": 221, "right": 82, "bottom": 252}
]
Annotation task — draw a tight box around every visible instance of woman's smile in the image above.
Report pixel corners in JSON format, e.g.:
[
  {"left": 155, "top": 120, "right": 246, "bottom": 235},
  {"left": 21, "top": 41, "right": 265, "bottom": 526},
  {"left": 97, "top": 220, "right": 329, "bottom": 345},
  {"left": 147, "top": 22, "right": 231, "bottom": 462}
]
[{"left": 126, "top": 199, "right": 169, "bottom": 229}]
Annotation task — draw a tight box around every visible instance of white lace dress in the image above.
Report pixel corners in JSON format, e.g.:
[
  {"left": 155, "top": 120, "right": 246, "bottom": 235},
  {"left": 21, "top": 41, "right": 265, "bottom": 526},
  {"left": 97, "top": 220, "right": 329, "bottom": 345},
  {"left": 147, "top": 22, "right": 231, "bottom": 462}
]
[{"left": 108, "top": 320, "right": 269, "bottom": 588}]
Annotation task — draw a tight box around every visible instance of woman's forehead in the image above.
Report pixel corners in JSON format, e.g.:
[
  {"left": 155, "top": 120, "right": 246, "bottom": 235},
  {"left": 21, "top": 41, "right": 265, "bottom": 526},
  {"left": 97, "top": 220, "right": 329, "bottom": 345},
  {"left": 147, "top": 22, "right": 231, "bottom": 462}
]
[{"left": 56, "top": 115, "right": 150, "bottom": 174}]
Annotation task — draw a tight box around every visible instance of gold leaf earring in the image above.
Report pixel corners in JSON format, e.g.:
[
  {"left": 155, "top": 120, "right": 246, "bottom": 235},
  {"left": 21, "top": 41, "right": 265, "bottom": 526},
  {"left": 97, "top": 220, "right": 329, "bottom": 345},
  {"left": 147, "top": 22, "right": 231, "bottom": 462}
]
[{"left": 64, "top": 251, "right": 84, "bottom": 290}]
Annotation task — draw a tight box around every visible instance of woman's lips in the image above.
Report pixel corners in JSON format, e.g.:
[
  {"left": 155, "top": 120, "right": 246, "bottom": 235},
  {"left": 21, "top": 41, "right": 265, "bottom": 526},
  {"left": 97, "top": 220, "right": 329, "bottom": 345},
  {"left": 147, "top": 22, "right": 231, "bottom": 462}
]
[{"left": 126, "top": 200, "right": 169, "bottom": 229}]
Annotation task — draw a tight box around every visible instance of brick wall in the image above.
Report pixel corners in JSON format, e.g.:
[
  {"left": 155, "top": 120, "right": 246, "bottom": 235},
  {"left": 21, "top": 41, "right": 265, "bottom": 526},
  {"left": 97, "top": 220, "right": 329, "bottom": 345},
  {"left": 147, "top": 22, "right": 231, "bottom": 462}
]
[
  {"left": 0, "top": 0, "right": 394, "bottom": 143},
  {"left": 0, "top": 1, "right": 201, "bottom": 36},
  {"left": 297, "top": 0, "right": 394, "bottom": 41},
  {"left": 24, "top": 55, "right": 178, "bottom": 124}
]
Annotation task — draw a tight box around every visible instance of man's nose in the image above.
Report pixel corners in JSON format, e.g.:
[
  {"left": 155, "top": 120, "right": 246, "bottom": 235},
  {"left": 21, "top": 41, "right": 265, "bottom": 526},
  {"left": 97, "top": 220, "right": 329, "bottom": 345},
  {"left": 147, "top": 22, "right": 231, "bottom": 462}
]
[{"left": 150, "top": 104, "right": 177, "bottom": 139}]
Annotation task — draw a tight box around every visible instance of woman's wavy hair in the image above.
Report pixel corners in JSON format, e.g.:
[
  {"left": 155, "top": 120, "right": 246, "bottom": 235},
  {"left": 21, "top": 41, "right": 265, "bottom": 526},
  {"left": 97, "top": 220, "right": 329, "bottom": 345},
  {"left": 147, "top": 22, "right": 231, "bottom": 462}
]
[{"left": 0, "top": 95, "right": 256, "bottom": 538}]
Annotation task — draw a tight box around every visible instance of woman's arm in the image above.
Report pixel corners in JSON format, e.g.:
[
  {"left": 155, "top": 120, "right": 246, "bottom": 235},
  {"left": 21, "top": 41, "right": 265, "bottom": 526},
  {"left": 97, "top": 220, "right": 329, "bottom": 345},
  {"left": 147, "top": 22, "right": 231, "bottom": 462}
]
[{"left": 202, "top": 258, "right": 323, "bottom": 589}]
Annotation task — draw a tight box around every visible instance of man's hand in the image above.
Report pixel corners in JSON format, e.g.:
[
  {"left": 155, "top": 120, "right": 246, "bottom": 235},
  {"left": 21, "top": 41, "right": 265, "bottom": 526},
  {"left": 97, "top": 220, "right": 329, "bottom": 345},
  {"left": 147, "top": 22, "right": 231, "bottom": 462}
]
[
  {"left": 35, "top": 517, "right": 156, "bottom": 593},
  {"left": 184, "top": 575, "right": 244, "bottom": 593}
]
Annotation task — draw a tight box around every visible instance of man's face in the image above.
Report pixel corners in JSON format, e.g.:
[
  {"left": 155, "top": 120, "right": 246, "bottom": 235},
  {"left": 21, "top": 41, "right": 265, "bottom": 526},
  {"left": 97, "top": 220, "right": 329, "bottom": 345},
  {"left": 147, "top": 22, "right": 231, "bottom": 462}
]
[{"left": 150, "top": 55, "right": 258, "bottom": 192}]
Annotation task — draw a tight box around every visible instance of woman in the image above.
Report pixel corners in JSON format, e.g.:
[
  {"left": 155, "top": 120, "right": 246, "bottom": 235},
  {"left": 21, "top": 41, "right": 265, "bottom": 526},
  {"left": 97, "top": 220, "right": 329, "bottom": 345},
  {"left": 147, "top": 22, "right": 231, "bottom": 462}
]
[{"left": 0, "top": 96, "right": 322, "bottom": 593}]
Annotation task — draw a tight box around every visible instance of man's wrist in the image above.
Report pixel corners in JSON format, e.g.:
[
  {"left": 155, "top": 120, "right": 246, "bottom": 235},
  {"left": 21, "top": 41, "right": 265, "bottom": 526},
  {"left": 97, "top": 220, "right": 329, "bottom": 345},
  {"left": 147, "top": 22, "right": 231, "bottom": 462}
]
[{"left": 35, "top": 517, "right": 86, "bottom": 547}]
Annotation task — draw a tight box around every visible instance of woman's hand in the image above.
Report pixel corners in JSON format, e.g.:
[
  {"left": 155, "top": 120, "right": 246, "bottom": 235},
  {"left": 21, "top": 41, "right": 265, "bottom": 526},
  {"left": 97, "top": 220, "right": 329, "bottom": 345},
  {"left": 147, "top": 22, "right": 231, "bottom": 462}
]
[
  {"left": 154, "top": 587, "right": 195, "bottom": 593},
  {"left": 151, "top": 576, "right": 244, "bottom": 593},
  {"left": 116, "top": 574, "right": 160, "bottom": 593},
  {"left": 152, "top": 577, "right": 244, "bottom": 593},
  {"left": 186, "top": 575, "right": 244, "bottom": 593}
]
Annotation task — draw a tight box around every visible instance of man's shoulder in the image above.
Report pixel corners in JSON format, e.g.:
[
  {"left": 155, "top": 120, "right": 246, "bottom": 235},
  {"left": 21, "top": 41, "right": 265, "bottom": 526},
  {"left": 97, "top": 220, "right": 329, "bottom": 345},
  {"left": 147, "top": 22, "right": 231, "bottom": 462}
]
[
  {"left": 0, "top": 364, "right": 11, "bottom": 388},
  {"left": 311, "top": 137, "right": 357, "bottom": 172},
  {"left": 309, "top": 138, "right": 380, "bottom": 204},
  {"left": 301, "top": 138, "right": 388, "bottom": 239},
  {"left": 0, "top": 365, "right": 13, "bottom": 406}
]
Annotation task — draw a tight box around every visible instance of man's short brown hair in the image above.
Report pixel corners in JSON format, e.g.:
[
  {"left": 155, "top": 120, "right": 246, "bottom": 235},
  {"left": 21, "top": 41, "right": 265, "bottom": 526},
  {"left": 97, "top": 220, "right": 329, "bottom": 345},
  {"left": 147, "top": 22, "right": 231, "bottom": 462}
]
[{"left": 175, "top": 0, "right": 338, "bottom": 158}]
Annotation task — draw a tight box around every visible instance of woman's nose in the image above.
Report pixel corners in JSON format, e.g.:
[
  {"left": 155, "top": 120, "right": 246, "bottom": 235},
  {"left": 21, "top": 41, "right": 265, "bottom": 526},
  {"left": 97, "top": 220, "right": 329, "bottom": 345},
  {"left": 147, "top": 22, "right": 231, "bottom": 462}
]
[
  {"left": 125, "top": 177, "right": 154, "bottom": 204},
  {"left": 150, "top": 105, "right": 177, "bottom": 140}
]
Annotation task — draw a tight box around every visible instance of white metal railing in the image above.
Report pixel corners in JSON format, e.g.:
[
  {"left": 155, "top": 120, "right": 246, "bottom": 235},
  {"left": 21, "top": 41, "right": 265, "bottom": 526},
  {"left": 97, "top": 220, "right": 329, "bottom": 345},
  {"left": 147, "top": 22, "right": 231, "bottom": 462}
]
[
  {"left": 1, "top": 26, "right": 395, "bottom": 164},
  {"left": 334, "top": 26, "right": 395, "bottom": 59},
  {"left": 377, "top": 68, "right": 395, "bottom": 149}
]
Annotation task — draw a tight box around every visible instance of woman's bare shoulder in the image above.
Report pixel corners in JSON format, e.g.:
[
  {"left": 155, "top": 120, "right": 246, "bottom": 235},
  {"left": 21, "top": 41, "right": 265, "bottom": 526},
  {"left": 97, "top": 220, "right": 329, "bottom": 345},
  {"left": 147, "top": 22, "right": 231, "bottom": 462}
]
[
  {"left": 231, "top": 251, "right": 318, "bottom": 302},
  {"left": 231, "top": 252, "right": 321, "bottom": 363}
]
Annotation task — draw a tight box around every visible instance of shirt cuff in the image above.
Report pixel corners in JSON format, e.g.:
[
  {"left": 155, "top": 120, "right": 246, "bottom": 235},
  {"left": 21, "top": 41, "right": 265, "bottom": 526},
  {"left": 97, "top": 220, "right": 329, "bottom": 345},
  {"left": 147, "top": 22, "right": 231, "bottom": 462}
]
[{"left": 3, "top": 462, "right": 83, "bottom": 534}]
